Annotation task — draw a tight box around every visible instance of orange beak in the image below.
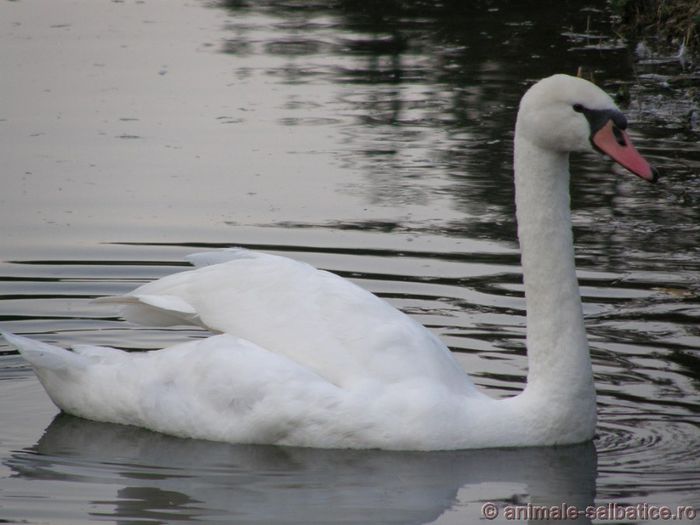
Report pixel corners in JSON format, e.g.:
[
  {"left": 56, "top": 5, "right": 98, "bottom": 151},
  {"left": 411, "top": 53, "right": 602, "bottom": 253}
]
[{"left": 592, "top": 121, "right": 658, "bottom": 183}]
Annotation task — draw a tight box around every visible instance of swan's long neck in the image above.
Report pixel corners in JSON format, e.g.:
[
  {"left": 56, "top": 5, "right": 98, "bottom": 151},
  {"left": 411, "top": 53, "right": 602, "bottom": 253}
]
[{"left": 513, "top": 134, "right": 595, "bottom": 407}]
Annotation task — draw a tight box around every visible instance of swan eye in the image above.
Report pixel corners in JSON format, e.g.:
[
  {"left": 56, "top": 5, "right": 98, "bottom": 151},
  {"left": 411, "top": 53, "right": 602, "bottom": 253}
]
[{"left": 572, "top": 104, "right": 584, "bottom": 113}]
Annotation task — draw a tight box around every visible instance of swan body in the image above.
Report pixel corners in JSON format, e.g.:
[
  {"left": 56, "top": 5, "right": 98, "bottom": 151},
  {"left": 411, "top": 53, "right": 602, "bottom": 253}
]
[{"left": 2, "top": 74, "right": 656, "bottom": 450}]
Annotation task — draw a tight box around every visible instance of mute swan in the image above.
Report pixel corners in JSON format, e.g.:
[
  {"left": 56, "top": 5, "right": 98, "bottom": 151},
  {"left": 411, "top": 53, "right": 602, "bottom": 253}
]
[{"left": 2, "top": 74, "right": 657, "bottom": 450}]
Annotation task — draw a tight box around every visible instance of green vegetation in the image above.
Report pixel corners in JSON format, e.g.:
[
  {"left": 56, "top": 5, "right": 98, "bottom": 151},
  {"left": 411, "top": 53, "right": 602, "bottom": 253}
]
[{"left": 611, "top": 0, "right": 700, "bottom": 55}]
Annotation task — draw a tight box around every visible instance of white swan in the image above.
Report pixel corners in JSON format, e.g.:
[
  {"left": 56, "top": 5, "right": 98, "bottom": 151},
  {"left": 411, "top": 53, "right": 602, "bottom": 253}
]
[{"left": 2, "top": 74, "right": 656, "bottom": 450}]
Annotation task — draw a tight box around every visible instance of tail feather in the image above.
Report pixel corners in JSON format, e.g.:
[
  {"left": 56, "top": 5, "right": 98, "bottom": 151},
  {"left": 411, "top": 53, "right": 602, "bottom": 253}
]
[
  {"left": 94, "top": 294, "right": 201, "bottom": 327},
  {"left": 1, "top": 331, "right": 87, "bottom": 371},
  {"left": 93, "top": 249, "right": 258, "bottom": 328}
]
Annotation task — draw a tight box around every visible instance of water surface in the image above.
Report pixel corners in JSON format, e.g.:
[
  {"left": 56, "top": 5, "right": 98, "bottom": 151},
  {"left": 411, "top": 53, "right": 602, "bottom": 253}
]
[{"left": 1, "top": 1, "right": 698, "bottom": 523}]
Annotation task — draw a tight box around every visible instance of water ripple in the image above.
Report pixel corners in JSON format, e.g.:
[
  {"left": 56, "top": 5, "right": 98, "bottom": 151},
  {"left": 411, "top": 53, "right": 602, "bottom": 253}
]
[{"left": 596, "top": 417, "right": 700, "bottom": 496}]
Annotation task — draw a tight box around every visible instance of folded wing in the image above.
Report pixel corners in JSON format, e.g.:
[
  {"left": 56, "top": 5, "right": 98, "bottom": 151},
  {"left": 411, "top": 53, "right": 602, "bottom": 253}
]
[{"left": 98, "top": 249, "right": 476, "bottom": 394}]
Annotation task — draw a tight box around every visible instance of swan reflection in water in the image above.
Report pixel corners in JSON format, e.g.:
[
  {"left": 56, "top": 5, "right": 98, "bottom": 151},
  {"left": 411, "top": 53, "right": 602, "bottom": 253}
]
[{"left": 7, "top": 413, "right": 597, "bottom": 524}]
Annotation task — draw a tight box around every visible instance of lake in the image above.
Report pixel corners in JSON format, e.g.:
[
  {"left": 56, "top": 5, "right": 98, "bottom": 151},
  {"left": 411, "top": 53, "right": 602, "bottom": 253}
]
[{"left": 1, "top": 0, "right": 698, "bottom": 523}]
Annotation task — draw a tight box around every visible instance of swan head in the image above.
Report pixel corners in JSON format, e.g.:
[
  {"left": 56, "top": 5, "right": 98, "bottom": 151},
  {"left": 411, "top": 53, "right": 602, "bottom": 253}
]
[{"left": 516, "top": 74, "right": 658, "bottom": 182}]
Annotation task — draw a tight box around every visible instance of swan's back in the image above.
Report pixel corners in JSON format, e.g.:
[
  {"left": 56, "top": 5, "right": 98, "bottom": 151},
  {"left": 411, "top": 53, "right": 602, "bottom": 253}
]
[{"left": 108, "top": 249, "right": 477, "bottom": 394}]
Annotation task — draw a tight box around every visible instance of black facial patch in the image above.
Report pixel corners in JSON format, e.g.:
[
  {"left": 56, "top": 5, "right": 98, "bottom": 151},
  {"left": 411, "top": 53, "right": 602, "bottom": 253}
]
[{"left": 574, "top": 105, "right": 628, "bottom": 134}]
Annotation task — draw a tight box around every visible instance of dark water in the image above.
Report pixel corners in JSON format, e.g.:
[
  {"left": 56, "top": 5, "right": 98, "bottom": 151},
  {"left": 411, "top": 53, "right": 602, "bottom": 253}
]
[{"left": 1, "top": 1, "right": 698, "bottom": 523}]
